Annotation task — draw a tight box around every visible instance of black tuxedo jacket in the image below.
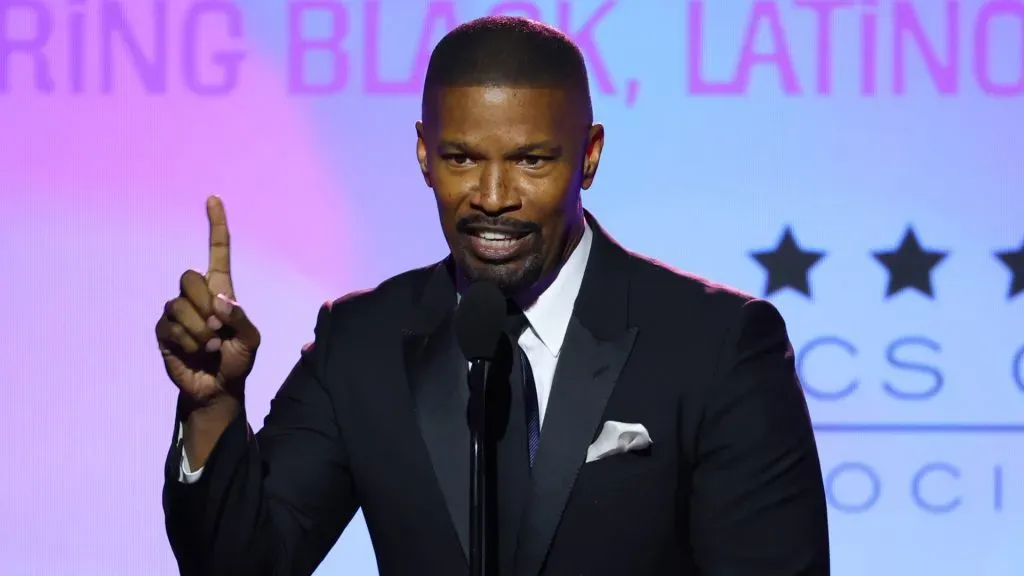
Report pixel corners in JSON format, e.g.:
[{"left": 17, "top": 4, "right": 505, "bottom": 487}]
[{"left": 164, "top": 217, "right": 829, "bottom": 575}]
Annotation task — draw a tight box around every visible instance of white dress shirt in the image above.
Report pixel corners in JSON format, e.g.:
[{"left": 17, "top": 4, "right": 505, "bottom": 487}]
[{"left": 180, "top": 222, "right": 593, "bottom": 483}]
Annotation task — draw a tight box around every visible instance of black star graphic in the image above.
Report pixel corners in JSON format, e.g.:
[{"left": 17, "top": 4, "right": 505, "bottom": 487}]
[
  {"left": 750, "top": 227, "right": 825, "bottom": 298},
  {"left": 872, "top": 227, "right": 947, "bottom": 299},
  {"left": 995, "top": 241, "right": 1024, "bottom": 299}
]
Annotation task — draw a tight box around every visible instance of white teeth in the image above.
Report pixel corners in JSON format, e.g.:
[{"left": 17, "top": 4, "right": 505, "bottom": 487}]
[{"left": 478, "top": 231, "right": 511, "bottom": 240}]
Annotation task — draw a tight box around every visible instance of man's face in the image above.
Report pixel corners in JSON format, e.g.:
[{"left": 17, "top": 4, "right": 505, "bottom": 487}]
[{"left": 417, "top": 85, "right": 604, "bottom": 297}]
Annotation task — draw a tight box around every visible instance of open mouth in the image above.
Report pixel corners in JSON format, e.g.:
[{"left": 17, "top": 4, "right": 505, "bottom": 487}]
[{"left": 463, "top": 228, "right": 533, "bottom": 262}]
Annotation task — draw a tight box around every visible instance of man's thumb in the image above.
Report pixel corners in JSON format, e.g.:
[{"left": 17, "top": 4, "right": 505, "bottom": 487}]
[{"left": 212, "top": 293, "right": 260, "bottom": 349}]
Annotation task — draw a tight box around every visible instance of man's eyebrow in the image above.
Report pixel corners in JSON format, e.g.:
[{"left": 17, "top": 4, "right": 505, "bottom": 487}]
[
  {"left": 437, "top": 139, "right": 472, "bottom": 151},
  {"left": 507, "top": 141, "right": 561, "bottom": 156}
]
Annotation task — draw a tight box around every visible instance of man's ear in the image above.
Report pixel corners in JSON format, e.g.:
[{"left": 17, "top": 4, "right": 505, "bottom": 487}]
[
  {"left": 581, "top": 123, "right": 605, "bottom": 190},
  {"left": 415, "top": 121, "right": 432, "bottom": 187}
]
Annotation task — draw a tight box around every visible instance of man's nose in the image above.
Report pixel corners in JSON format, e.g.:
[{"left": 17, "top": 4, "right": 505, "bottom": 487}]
[{"left": 471, "top": 162, "right": 521, "bottom": 215}]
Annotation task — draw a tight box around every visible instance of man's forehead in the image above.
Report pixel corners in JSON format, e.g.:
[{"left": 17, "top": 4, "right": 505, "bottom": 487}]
[
  {"left": 432, "top": 85, "right": 568, "bottom": 112},
  {"left": 426, "top": 85, "right": 576, "bottom": 131}
]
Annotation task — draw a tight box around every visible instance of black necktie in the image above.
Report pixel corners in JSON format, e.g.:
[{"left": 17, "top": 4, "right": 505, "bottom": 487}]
[{"left": 506, "top": 304, "right": 541, "bottom": 467}]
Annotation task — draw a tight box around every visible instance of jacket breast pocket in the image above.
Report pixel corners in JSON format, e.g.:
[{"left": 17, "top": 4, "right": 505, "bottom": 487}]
[{"left": 575, "top": 447, "right": 670, "bottom": 489}]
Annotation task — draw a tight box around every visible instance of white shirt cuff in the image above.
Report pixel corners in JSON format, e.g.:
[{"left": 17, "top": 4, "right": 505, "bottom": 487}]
[{"left": 177, "top": 422, "right": 205, "bottom": 484}]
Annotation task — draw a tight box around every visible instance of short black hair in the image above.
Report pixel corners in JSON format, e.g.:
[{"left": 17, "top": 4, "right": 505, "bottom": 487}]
[{"left": 422, "top": 16, "right": 592, "bottom": 123}]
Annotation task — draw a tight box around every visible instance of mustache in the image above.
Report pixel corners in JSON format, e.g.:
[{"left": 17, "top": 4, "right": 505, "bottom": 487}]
[{"left": 456, "top": 215, "right": 540, "bottom": 235}]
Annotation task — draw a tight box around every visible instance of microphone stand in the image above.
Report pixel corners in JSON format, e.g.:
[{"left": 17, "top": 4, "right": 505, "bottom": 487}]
[{"left": 467, "top": 359, "right": 489, "bottom": 576}]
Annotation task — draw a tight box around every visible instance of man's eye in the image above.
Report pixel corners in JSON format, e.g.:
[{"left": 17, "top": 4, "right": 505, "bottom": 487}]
[
  {"left": 443, "top": 154, "right": 471, "bottom": 165},
  {"left": 518, "top": 156, "right": 547, "bottom": 167}
]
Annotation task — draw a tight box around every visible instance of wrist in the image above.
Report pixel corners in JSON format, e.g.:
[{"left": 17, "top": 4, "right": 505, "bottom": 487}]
[
  {"left": 182, "top": 393, "right": 240, "bottom": 426},
  {"left": 180, "top": 394, "right": 240, "bottom": 470},
  {"left": 179, "top": 387, "right": 241, "bottom": 417}
]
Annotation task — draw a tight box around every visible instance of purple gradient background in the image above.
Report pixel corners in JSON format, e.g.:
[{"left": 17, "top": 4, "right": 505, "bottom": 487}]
[{"left": 1, "top": 1, "right": 1022, "bottom": 574}]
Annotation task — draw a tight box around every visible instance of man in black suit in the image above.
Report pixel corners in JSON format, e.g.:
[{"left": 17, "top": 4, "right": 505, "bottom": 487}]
[{"left": 157, "top": 16, "right": 829, "bottom": 576}]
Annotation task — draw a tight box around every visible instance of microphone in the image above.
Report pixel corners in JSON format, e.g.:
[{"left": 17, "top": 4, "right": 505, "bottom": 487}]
[
  {"left": 455, "top": 280, "right": 507, "bottom": 362},
  {"left": 454, "top": 281, "right": 506, "bottom": 576}
]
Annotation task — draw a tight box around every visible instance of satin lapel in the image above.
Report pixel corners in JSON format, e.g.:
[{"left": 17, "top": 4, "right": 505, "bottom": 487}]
[
  {"left": 401, "top": 258, "right": 471, "bottom": 562},
  {"left": 512, "top": 320, "right": 636, "bottom": 576},
  {"left": 513, "top": 214, "right": 638, "bottom": 576},
  {"left": 404, "top": 319, "right": 470, "bottom": 561}
]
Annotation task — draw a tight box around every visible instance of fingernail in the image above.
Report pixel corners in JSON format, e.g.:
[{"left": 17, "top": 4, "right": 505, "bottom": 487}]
[
  {"left": 207, "top": 316, "right": 223, "bottom": 331},
  {"left": 213, "top": 294, "right": 233, "bottom": 316},
  {"left": 206, "top": 338, "right": 222, "bottom": 352}
]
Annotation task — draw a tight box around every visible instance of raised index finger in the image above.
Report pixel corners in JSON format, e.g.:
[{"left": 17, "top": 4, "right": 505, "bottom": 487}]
[{"left": 206, "top": 195, "right": 233, "bottom": 296}]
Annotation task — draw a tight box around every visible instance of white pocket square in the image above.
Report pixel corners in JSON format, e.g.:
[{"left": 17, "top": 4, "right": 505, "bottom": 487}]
[{"left": 585, "top": 421, "right": 653, "bottom": 463}]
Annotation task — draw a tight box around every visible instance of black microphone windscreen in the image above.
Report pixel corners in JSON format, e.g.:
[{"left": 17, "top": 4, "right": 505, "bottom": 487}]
[{"left": 455, "top": 281, "right": 507, "bottom": 361}]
